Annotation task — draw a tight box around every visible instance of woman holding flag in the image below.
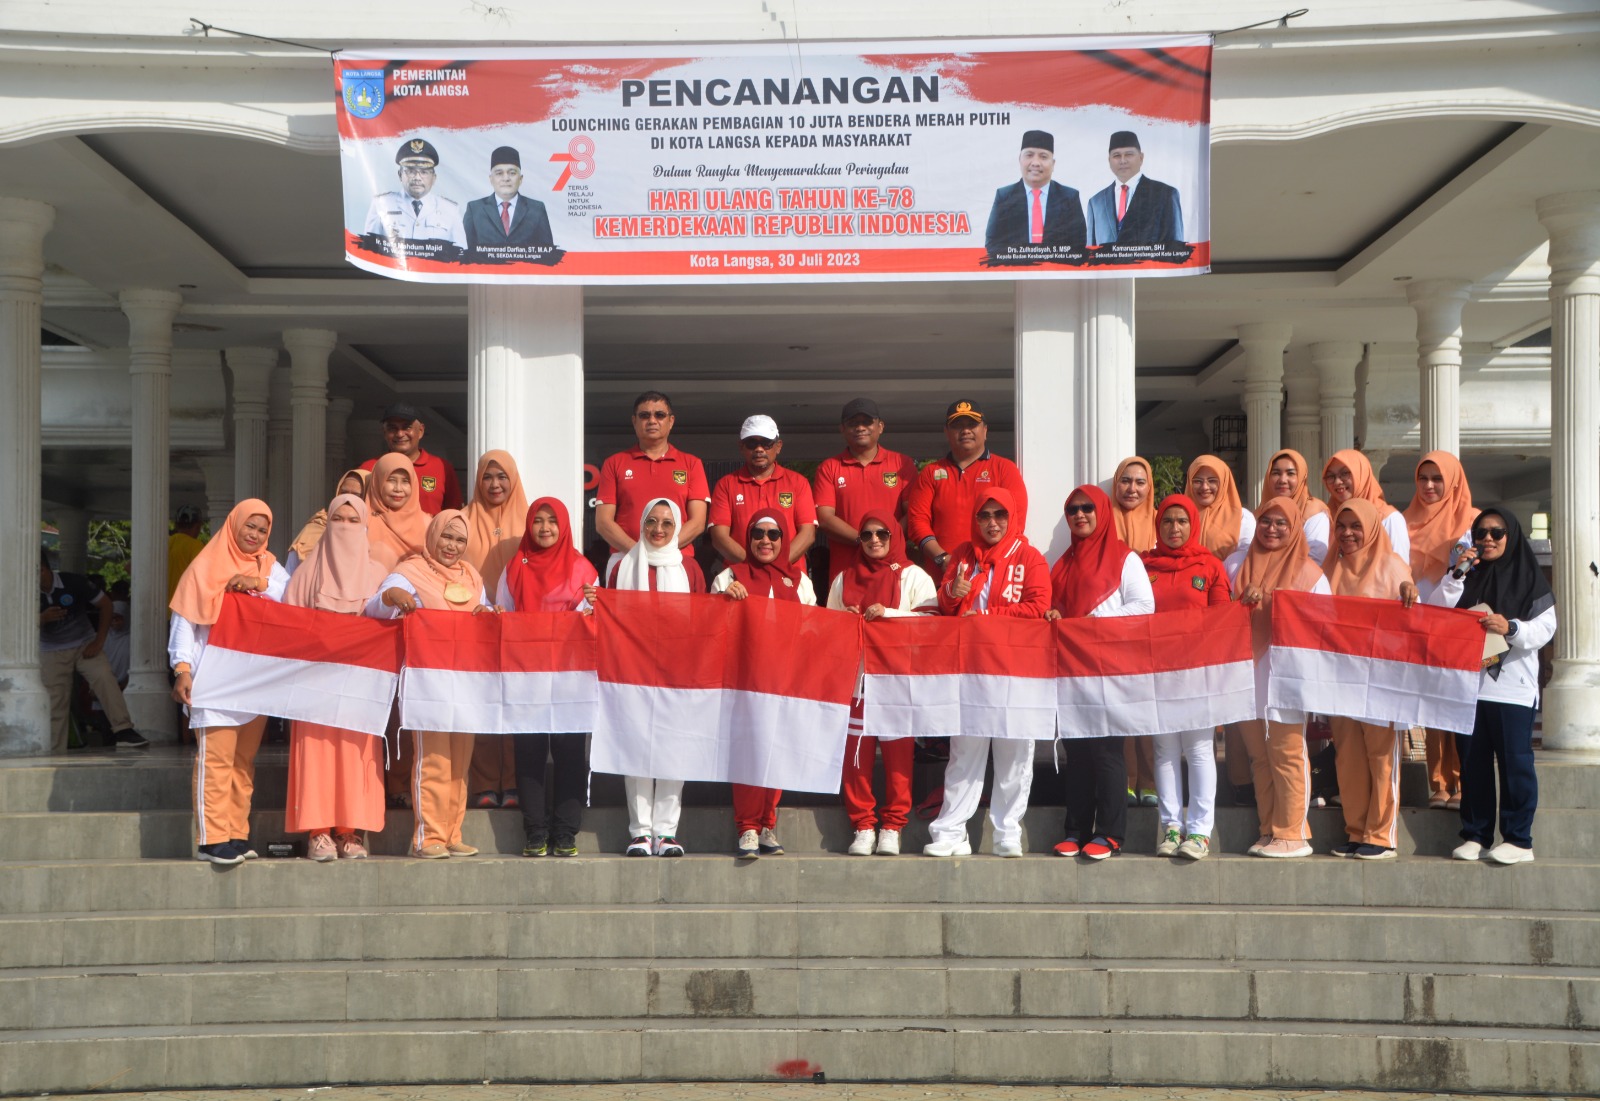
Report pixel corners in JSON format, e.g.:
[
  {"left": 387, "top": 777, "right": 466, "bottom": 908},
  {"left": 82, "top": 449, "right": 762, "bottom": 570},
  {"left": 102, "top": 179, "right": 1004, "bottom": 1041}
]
[{"left": 1110, "top": 456, "right": 1160, "bottom": 806}]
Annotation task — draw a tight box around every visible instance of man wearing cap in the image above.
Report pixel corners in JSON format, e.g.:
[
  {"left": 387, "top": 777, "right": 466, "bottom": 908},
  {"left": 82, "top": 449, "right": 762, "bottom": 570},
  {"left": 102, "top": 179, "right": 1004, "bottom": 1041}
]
[
  {"left": 595, "top": 391, "right": 711, "bottom": 571},
  {"left": 984, "top": 130, "right": 1086, "bottom": 261},
  {"left": 906, "top": 400, "right": 1029, "bottom": 574},
  {"left": 463, "top": 146, "right": 557, "bottom": 264},
  {"left": 358, "top": 403, "right": 464, "bottom": 515},
  {"left": 167, "top": 504, "right": 207, "bottom": 602},
  {"left": 813, "top": 399, "right": 922, "bottom": 581},
  {"left": 363, "top": 138, "right": 467, "bottom": 252},
  {"left": 710, "top": 415, "right": 817, "bottom": 566},
  {"left": 1086, "top": 130, "right": 1184, "bottom": 247}
]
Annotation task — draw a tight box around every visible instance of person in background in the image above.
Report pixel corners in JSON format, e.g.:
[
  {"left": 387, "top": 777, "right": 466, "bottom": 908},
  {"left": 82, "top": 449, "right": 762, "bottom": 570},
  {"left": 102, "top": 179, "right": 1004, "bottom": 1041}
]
[
  {"left": 1188, "top": 454, "right": 1255, "bottom": 805},
  {"left": 39, "top": 547, "right": 147, "bottom": 752},
  {"left": 360, "top": 402, "right": 463, "bottom": 515},
  {"left": 906, "top": 399, "right": 1029, "bottom": 577},
  {"left": 1322, "top": 449, "right": 1410, "bottom": 565},
  {"left": 364, "top": 453, "right": 430, "bottom": 572},
  {"left": 710, "top": 415, "right": 816, "bottom": 570},
  {"left": 813, "top": 398, "right": 921, "bottom": 581},
  {"left": 1110, "top": 456, "right": 1160, "bottom": 807},
  {"left": 285, "top": 469, "right": 371, "bottom": 574},
  {"left": 1262, "top": 449, "right": 1330, "bottom": 563},
  {"left": 594, "top": 391, "right": 711, "bottom": 580},
  {"left": 167, "top": 504, "right": 207, "bottom": 601}
]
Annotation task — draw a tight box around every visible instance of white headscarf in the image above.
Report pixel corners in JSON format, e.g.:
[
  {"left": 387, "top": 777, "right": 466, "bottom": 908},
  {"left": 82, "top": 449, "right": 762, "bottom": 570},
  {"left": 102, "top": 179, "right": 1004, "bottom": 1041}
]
[{"left": 613, "top": 497, "right": 691, "bottom": 593}]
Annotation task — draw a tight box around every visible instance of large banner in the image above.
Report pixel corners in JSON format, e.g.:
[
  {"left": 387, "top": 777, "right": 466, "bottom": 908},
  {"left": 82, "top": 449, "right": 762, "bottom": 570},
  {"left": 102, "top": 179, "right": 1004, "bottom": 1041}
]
[{"left": 334, "top": 37, "right": 1211, "bottom": 284}]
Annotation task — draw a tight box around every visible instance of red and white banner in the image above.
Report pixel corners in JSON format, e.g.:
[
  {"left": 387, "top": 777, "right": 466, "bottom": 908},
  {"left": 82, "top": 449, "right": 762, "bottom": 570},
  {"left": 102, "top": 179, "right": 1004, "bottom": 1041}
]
[
  {"left": 189, "top": 595, "right": 403, "bottom": 736},
  {"left": 1267, "top": 591, "right": 1486, "bottom": 734},
  {"left": 335, "top": 37, "right": 1211, "bottom": 285},
  {"left": 400, "top": 610, "right": 598, "bottom": 735},
  {"left": 592, "top": 592, "right": 860, "bottom": 792}
]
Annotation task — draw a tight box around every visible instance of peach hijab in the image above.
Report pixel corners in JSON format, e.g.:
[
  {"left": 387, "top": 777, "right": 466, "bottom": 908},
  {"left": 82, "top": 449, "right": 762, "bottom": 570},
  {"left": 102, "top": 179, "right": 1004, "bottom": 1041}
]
[
  {"left": 1323, "top": 449, "right": 1398, "bottom": 520},
  {"left": 365, "top": 453, "right": 429, "bottom": 571},
  {"left": 1110, "top": 456, "right": 1158, "bottom": 554},
  {"left": 1234, "top": 497, "right": 1325, "bottom": 654},
  {"left": 283, "top": 494, "right": 387, "bottom": 614},
  {"left": 394, "top": 510, "right": 485, "bottom": 611},
  {"left": 1262, "top": 448, "right": 1330, "bottom": 526},
  {"left": 463, "top": 449, "right": 528, "bottom": 594},
  {"left": 288, "top": 468, "right": 371, "bottom": 560},
  {"left": 1186, "top": 454, "right": 1245, "bottom": 559},
  {"left": 1324, "top": 498, "right": 1414, "bottom": 598},
  {"left": 1403, "top": 450, "right": 1476, "bottom": 585},
  {"left": 169, "top": 499, "right": 277, "bottom": 626}
]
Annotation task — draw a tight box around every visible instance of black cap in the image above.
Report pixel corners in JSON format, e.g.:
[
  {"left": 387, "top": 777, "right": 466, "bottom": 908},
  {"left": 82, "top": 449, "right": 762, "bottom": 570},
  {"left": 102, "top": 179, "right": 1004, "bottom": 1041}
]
[
  {"left": 490, "top": 145, "right": 521, "bottom": 170},
  {"left": 174, "top": 504, "right": 201, "bottom": 525},
  {"left": 1109, "top": 130, "right": 1141, "bottom": 152},
  {"left": 945, "top": 399, "right": 984, "bottom": 425},
  {"left": 1020, "top": 130, "right": 1054, "bottom": 153},
  {"left": 841, "top": 398, "right": 882, "bottom": 422},
  {"left": 395, "top": 138, "right": 439, "bottom": 166},
  {"left": 379, "top": 402, "right": 423, "bottom": 425}
]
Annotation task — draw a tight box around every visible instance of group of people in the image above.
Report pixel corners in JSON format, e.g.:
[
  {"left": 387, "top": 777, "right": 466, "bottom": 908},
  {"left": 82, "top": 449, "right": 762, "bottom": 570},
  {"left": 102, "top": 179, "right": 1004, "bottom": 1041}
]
[{"left": 163, "top": 393, "right": 1552, "bottom": 871}]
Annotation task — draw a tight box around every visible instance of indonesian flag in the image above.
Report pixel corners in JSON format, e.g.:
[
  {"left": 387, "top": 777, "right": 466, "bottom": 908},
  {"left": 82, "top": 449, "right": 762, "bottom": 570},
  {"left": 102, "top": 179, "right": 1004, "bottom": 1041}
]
[
  {"left": 1267, "top": 590, "right": 1486, "bottom": 734},
  {"left": 1056, "top": 602, "right": 1256, "bottom": 738},
  {"left": 189, "top": 594, "right": 402, "bottom": 736},
  {"left": 592, "top": 592, "right": 859, "bottom": 793},
  {"left": 862, "top": 615, "right": 1057, "bottom": 741},
  {"left": 400, "top": 610, "right": 598, "bottom": 734}
]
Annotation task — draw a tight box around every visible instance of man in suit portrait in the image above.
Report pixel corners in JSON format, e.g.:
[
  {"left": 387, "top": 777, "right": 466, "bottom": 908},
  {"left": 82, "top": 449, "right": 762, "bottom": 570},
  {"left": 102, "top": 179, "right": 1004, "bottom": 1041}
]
[
  {"left": 1085, "top": 130, "right": 1185, "bottom": 247},
  {"left": 463, "top": 145, "right": 558, "bottom": 264},
  {"left": 363, "top": 138, "right": 467, "bottom": 257},
  {"left": 984, "top": 129, "right": 1087, "bottom": 262}
]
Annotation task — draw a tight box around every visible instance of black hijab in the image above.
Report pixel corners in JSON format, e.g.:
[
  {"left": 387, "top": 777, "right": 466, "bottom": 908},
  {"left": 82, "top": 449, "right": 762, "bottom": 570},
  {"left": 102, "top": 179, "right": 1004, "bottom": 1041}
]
[{"left": 1457, "top": 508, "right": 1553, "bottom": 678}]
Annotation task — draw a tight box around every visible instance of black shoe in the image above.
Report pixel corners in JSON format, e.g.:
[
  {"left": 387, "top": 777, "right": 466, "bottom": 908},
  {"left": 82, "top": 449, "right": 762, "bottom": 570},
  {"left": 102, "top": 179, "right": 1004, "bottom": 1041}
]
[
  {"left": 1331, "top": 841, "right": 1361, "bottom": 858},
  {"left": 113, "top": 728, "right": 150, "bottom": 749},
  {"left": 197, "top": 842, "right": 244, "bottom": 866},
  {"left": 233, "top": 839, "right": 259, "bottom": 860},
  {"left": 522, "top": 838, "right": 548, "bottom": 857},
  {"left": 1231, "top": 783, "right": 1256, "bottom": 807},
  {"left": 551, "top": 840, "right": 579, "bottom": 857}
]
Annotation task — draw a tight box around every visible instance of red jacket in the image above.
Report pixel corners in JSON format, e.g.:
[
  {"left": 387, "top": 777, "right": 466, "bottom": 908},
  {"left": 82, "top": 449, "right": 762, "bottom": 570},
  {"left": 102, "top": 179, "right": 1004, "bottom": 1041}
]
[
  {"left": 936, "top": 536, "right": 1051, "bottom": 617},
  {"left": 1144, "top": 555, "right": 1231, "bottom": 612}
]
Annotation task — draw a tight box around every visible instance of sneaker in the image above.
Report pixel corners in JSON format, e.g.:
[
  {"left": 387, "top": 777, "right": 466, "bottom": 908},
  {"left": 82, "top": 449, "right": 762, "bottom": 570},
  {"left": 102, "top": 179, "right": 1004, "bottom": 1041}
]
[
  {"left": 1330, "top": 841, "right": 1361, "bottom": 858},
  {"left": 1353, "top": 843, "right": 1396, "bottom": 860},
  {"left": 523, "top": 838, "right": 549, "bottom": 858},
  {"left": 307, "top": 833, "right": 337, "bottom": 863},
  {"left": 737, "top": 829, "right": 760, "bottom": 859},
  {"left": 1246, "top": 835, "right": 1271, "bottom": 855},
  {"left": 411, "top": 843, "right": 450, "bottom": 859},
  {"left": 233, "top": 840, "right": 259, "bottom": 860},
  {"left": 1053, "top": 838, "right": 1082, "bottom": 857},
  {"left": 551, "top": 842, "right": 579, "bottom": 858},
  {"left": 923, "top": 837, "right": 972, "bottom": 857},
  {"left": 656, "top": 836, "right": 685, "bottom": 857},
  {"left": 847, "top": 829, "right": 876, "bottom": 856},
  {"left": 447, "top": 842, "right": 479, "bottom": 856},
  {"left": 758, "top": 828, "right": 784, "bottom": 856},
  {"left": 1428, "top": 794, "right": 1449, "bottom": 809},
  {"left": 1485, "top": 841, "right": 1534, "bottom": 865},
  {"left": 1125, "top": 788, "right": 1139, "bottom": 806},
  {"left": 875, "top": 829, "right": 901, "bottom": 856},
  {"left": 1176, "top": 835, "right": 1210, "bottom": 861},
  {"left": 335, "top": 833, "right": 368, "bottom": 859},
  {"left": 1138, "top": 789, "right": 1158, "bottom": 806},
  {"left": 1156, "top": 828, "right": 1182, "bottom": 857},
  {"left": 1451, "top": 840, "right": 1484, "bottom": 861},
  {"left": 994, "top": 839, "right": 1024, "bottom": 858},
  {"left": 500, "top": 792, "right": 520, "bottom": 809},
  {"left": 626, "top": 835, "right": 653, "bottom": 857},
  {"left": 472, "top": 791, "right": 499, "bottom": 809},
  {"left": 196, "top": 841, "right": 244, "bottom": 866},
  {"left": 112, "top": 728, "right": 150, "bottom": 749},
  {"left": 1446, "top": 796, "right": 1461, "bottom": 810},
  {"left": 1081, "top": 836, "right": 1120, "bottom": 861},
  {"left": 1257, "top": 838, "right": 1312, "bottom": 859}
]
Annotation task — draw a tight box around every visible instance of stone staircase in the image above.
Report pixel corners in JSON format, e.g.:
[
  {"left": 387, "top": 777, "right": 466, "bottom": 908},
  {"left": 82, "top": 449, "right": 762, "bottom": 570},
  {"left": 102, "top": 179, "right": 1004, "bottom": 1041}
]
[{"left": 0, "top": 747, "right": 1596, "bottom": 1095}]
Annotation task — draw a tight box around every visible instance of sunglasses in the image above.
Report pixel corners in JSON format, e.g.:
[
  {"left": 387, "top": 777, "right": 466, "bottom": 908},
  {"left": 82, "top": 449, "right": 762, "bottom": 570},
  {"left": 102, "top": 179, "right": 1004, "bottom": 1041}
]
[
  {"left": 1065, "top": 503, "right": 1096, "bottom": 516},
  {"left": 750, "top": 527, "right": 783, "bottom": 541},
  {"left": 858, "top": 529, "right": 893, "bottom": 543},
  {"left": 741, "top": 438, "right": 776, "bottom": 450},
  {"left": 635, "top": 410, "right": 670, "bottom": 421},
  {"left": 1472, "top": 527, "right": 1508, "bottom": 542},
  {"left": 976, "top": 509, "right": 1009, "bottom": 522}
]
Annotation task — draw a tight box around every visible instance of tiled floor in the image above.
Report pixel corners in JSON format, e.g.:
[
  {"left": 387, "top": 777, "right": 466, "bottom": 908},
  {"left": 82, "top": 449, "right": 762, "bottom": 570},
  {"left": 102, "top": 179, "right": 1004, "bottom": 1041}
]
[{"left": 43, "top": 1086, "right": 1584, "bottom": 1101}]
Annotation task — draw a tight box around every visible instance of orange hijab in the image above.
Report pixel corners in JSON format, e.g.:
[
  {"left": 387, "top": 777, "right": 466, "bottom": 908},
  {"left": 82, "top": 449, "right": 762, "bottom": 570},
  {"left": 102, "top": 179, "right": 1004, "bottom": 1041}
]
[
  {"left": 463, "top": 449, "right": 529, "bottom": 593},
  {"left": 169, "top": 499, "right": 277, "bottom": 626},
  {"left": 365, "top": 453, "right": 429, "bottom": 571},
  {"left": 1323, "top": 449, "right": 1398, "bottom": 520},
  {"left": 289, "top": 468, "right": 371, "bottom": 560},
  {"left": 1403, "top": 450, "right": 1476, "bottom": 584},
  {"left": 1236, "top": 497, "right": 1326, "bottom": 599},
  {"left": 1324, "top": 498, "right": 1414, "bottom": 598},
  {"left": 1186, "top": 454, "right": 1245, "bottom": 559},
  {"left": 1110, "top": 456, "right": 1158, "bottom": 554},
  {"left": 394, "top": 510, "right": 485, "bottom": 612},
  {"left": 1262, "top": 448, "right": 1330, "bottom": 527}
]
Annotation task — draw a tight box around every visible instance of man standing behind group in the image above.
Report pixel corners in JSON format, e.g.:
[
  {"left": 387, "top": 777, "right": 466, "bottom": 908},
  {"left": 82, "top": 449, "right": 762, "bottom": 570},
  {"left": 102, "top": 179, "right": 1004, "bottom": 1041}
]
[
  {"left": 906, "top": 400, "right": 1028, "bottom": 577},
  {"left": 463, "top": 146, "right": 557, "bottom": 264},
  {"left": 168, "top": 504, "right": 206, "bottom": 601},
  {"left": 595, "top": 391, "right": 711, "bottom": 576},
  {"left": 710, "top": 414, "right": 816, "bottom": 567},
  {"left": 984, "top": 129, "right": 1086, "bottom": 261},
  {"left": 812, "top": 399, "right": 921, "bottom": 581},
  {"left": 360, "top": 403, "right": 463, "bottom": 516},
  {"left": 1085, "top": 130, "right": 1184, "bottom": 247}
]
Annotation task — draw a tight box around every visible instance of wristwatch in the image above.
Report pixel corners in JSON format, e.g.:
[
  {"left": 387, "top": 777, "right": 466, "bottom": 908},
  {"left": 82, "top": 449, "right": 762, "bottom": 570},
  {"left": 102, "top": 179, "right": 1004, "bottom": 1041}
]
[
  {"left": 934, "top": 552, "right": 950, "bottom": 570},
  {"left": 1505, "top": 620, "right": 1519, "bottom": 640}
]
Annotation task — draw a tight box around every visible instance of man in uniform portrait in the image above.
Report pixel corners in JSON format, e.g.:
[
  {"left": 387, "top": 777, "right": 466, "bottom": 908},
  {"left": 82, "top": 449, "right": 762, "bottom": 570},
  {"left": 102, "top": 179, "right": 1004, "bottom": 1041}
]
[
  {"left": 463, "top": 145, "right": 560, "bottom": 265},
  {"left": 984, "top": 129, "right": 1086, "bottom": 262},
  {"left": 1086, "top": 130, "right": 1185, "bottom": 247},
  {"left": 362, "top": 138, "right": 467, "bottom": 259}
]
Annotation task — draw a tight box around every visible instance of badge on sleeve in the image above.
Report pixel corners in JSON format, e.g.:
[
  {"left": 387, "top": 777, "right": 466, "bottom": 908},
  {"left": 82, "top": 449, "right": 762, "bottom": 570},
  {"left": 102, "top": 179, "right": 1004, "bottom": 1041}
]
[
  {"left": 672, "top": 470, "right": 687, "bottom": 485},
  {"left": 778, "top": 492, "right": 794, "bottom": 508}
]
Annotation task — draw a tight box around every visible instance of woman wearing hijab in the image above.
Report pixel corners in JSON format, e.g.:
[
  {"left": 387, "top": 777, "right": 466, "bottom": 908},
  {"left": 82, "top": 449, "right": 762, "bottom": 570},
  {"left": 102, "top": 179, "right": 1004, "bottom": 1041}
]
[
  {"left": 1186, "top": 455, "right": 1254, "bottom": 560},
  {"left": 366, "top": 510, "right": 494, "bottom": 859},
  {"left": 1404, "top": 451, "right": 1478, "bottom": 810},
  {"left": 1045, "top": 485, "right": 1156, "bottom": 861},
  {"left": 1228, "top": 496, "right": 1332, "bottom": 858},
  {"left": 826, "top": 509, "right": 938, "bottom": 856},
  {"left": 711, "top": 512, "right": 817, "bottom": 858},
  {"left": 168, "top": 499, "right": 290, "bottom": 866},
  {"left": 922, "top": 490, "right": 1050, "bottom": 858},
  {"left": 464, "top": 450, "right": 530, "bottom": 811},
  {"left": 1261, "top": 448, "right": 1331, "bottom": 563},
  {"left": 282, "top": 493, "right": 389, "bottom": 861},
  {"left": 1323, "top": 498, "right": 1421, "bottom": 859},
  {"left": 1111, "top": 457, "right": 1160, "bottom": 806},
  {"left": 497, "top": 496, "right": 599, "bottom": 858},
  {"left": 608, "top": 498, "right": 704, "bottom": 857},
  {"left": 365, "top": 452, "right": 429, "bottom": 572},
  {"left": 1428, "top": 508, "right": 1555, "bottom": 865},
  {"left": 1321, "top": 449, "right": 1411, "bottom": 565},
  {"left": 1141, "top": 494, "right": 1231, "bottom": 860},
  {"left": 285, "top": 469, "right": 371, "bottom": 574}
]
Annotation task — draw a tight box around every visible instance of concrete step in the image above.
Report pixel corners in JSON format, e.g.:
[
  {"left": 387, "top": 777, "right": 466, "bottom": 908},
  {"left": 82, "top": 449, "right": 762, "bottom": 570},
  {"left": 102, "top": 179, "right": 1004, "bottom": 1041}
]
[
  {"left": 3, "top": 851, "right": 1596, "bottom": 915},
  {"left": 0, "top": 1017, "right": 1594, "bottom": 1095},
  {"left": 2, "top": 956, "right": 1595, "bottom": 1033}
]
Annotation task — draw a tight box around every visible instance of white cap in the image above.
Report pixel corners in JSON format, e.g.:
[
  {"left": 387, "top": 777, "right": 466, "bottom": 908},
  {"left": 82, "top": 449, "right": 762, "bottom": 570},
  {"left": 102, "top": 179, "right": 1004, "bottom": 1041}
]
[{"left": 739, "top": 414, "right": 780, "bottom": 441}]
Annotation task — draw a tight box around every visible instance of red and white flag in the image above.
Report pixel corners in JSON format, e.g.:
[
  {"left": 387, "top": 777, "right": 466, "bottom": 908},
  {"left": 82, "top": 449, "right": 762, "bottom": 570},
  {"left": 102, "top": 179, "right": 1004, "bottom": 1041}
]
[
  {"left": 1056, "top": 602, "right": 1257, "bottom": 738},
  {"left": 189, "top": 594, "right": 402, "bottom": 736},
  {"left": 592, "top": 592, "right": 859, "bottom": 793},
  {"left": 862, "top": 615, "right": 1057, "bottom": 741},
  {"left": 400, "top": 610, "right": 598, "bottom": 735},
  {"left": 1267, "top": 590, "right": 1486, "bottom": 734}
]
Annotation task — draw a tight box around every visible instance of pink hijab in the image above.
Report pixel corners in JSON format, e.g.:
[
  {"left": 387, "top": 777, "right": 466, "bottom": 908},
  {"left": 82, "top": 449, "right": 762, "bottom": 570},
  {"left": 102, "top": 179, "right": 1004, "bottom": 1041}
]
[{"left": 284, "top": 494, "right": 387, "bottom": 614}]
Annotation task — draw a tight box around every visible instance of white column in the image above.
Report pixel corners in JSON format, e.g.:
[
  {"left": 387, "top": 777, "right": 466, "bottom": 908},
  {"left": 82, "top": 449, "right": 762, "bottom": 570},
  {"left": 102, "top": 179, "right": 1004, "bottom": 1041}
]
[
  {"left": 0, "top": 199, "right": 55, "bottom": 756},
  {"left": 283, "top": 328, "right": 336, "bottom": 523},
  {"left": 120, "top": 288, "right": 184, "bottom": 741},
  {"left": 468, "top": 285, "right": 585, "bottom": 526},
  {"left": 1282, "top": 352, "right": 1322, "bottom": 464},
  {"left": 1536, "top": 191, "right": 1600, "bottom": 751},
  {"left": 1407, "top": 279, "right": 1472, "bottom": 456},
  {"left": 225, "top": 347, "right": 276, "bottom": 502},
  {"left": 196, "top": 455, "right": 235, "bottom": 534},
  {"left": 265, "top": 366, "right": 293, "bottom": 559},
  {"left": 325, "top": 396, "right": 355, "bottom": 490},
  {"left": 1075, "top": 279, "right": 1137, "bottom": 490},
  {"left": 53, "top": 506, "right": 90, "bottom": 573},
  {"left": 1311, "top": 340, "right": 1363, "bottom": 458},
  {"left": 1237, "top": 323, "right": 1292, "bottom": 508}
]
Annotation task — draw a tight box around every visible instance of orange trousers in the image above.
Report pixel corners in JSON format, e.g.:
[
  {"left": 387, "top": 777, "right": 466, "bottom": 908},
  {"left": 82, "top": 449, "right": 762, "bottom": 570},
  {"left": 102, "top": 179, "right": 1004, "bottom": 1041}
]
[
  {"left": 1425, "top": 728, "right": 1460, "bottom": 800},
  {"left": 1237, "top": 719, "right": 1311, "bottom": 841},
  {"left": 1124, "top": 737, "right": 1155, "bottom": 795},
  {"left": 1330, "top": 718, "right": 1400, "bottom": 847},
  {"left": 469, "top": 736, "right": 517, "bottom": 797},
  {"left": 193, "top": 716, "right": 267, "bottom": 847},
  {"left": 411, "top": 730, "right": 475, "bottom": 852}
]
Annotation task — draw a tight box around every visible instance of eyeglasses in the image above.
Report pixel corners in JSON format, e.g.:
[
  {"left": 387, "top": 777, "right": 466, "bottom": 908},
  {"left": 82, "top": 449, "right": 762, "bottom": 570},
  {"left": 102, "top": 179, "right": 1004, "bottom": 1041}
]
[
  {"left": 1064, "top": 503, "right": 1096, "bottom": 516},
  {"left": 1472, "top": 527, "right": 1508, "bottom": 542},
  {"left": 643, "top": 518, "right": 676, "bottom": 530},
  {"left": 400, "top": 166, "right": 436, "bottom": 177},
  {"left": 741, "top": 438, "right": 775, "bottom": 450},
  {"left": 976, "top": 509, "right": 1009, "bottom": 522},
  {"left": 635, "top": 410, "right": 670, "bottom": 421},
  {"left": 1258, "top": 518, "right": 1292, "bottom": 531},
  {"left": 858, "top": 529, "right": 893, "bottom": 543},
  {"left": 750, "top": 527, "right": 783, "bottom": 541}
]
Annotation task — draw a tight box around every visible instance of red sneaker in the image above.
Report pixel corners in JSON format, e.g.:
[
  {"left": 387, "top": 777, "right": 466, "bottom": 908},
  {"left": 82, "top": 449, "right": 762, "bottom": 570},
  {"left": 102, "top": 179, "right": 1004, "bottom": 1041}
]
[
  {"left": 1053, "top": 838, "right": 1082, "bottom": 857},
  {"left": 1081, "top": 836, "right": 1121, "bottom": 861}
]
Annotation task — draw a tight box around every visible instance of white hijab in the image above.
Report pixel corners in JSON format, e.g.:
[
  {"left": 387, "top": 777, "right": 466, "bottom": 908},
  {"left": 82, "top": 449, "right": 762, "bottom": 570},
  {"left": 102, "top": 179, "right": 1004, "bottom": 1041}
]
[{"left": 614, "top": 497, "right": 691, "bottom": 593}]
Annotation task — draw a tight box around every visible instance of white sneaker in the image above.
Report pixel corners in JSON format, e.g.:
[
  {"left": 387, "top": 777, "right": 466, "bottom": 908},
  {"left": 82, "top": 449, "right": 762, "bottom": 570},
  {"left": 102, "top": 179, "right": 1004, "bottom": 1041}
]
[
  {"left": 875, "top": 829, "right": 901, "bottom": 856},
  {"left": 1486, "top": 841, "right": 1534, "bottom": 865},
  {"left": 737, "top": 829, "right": 760, "bottom": 859},
  {"left": 923, "top": 837, "right": 972, "bottom": 857},
  {"left": 993, "top": 839, "right": 1024, "bottom": 858},
  {"left": 848, "top": 829, "right": 876, "bottom": 856},
  {"left": 1452, "top": 840, "right": 1484, "bottom": 861},
  {"left": 1155, "top": 828, "right": 1182, "bottom": 857}
]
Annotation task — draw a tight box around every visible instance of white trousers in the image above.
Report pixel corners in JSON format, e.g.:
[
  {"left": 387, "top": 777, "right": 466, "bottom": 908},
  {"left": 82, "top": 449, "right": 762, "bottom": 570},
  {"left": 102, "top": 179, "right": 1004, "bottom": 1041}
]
[
  {"left": 1153, "top": 727, "right": 1216, "bottom": 837},
  {"left": 625, "top": 776, "right": 684, "bottom": 839},
  {"left": 928, "top": 735, "right": 1035, "bottom": 847}
]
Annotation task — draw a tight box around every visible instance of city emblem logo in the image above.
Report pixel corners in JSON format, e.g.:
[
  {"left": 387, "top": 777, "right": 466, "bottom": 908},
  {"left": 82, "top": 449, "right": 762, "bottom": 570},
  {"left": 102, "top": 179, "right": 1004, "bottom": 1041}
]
[
  {"left": 778, "top": 492, "right": 794, "bottom": 508},
  {"left": 883, "top": 472, "right": 898, "bottom": 487},
  {"left": 672, "top": 470, "right": 687, "bottom": 485},
  {"left": 953, "top": 401, "right": 975, "bottom": 418},
  {"left": 1192, "top": 576, "right": 1206, "bottom": 590},
  {"left": 933, "top": 469, "right": 948, "bottom": 481},
  {"left": 343, "top": 70, "right": 386, "bottom": 119},
  {"left": 421, "top": 476, "right": 437, "bottom": 492}
]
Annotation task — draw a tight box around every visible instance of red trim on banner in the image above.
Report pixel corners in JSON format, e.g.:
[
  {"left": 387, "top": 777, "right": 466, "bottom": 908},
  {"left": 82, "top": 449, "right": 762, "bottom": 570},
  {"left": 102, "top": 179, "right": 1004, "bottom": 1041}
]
[
  {"left": 1271, "top": 591, "right": 1485, "bottom": 673},
  {"left": 402, "top": 609, "right": 597, "bottom": 674},
  {"left": 1056, "top": 602, "right": 1251, "bottom": 678},
  {"left": 209, "top": 594, "right": 402, "bottom": 673}
]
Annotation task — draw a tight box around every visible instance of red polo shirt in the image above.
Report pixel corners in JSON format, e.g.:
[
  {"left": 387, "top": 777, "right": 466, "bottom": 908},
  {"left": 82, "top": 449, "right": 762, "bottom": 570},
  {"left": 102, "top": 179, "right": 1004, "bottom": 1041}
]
[
  {"left": 596, "top": 443, "right": 711, "bottom": 557},
  {"left": 905, "top": 450, "right": 1029, "bottom": 554},
  {"left": 813, "top": 445, "right": 920, "bottom": 578},
  {"left": 710, "top": 464, "right": 818, "bottom": 539},
  {"left": 360, "top": 449, "right": 463, "bottom": 515}
]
